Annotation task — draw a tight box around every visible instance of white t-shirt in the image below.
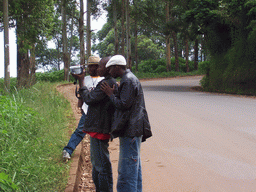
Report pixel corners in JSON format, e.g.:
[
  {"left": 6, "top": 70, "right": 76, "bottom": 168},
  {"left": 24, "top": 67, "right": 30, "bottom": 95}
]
[{"left": 82, "top": 76, "right": 104, "bottom": 114}]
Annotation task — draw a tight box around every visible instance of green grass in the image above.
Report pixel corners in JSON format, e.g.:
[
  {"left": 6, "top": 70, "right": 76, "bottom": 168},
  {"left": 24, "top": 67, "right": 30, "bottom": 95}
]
[{"left": 0, "top": 79, "right": 75, "bottom": 191}]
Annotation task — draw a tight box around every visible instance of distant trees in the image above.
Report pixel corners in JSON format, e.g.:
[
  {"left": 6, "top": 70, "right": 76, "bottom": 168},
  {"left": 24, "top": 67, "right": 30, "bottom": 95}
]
[
  {"left": 0, "top": 0, "right": 100, "bottom": 87},
  {"left": 7, "top": 0, "right": 55, "bottom": 88},
  {"left": 93, "top": 0, "right": 207, "bottom": 72},
  {"left": 1, "top": 0, "right": 255, "bottom": 93}
]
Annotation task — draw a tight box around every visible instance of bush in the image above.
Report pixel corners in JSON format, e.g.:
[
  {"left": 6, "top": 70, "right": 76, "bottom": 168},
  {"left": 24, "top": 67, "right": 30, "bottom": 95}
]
[
  {"left": 171, "top": 57, "right": 195, "bottom": 72},
  {"left": 137, "top": 58, "right": 165, "bottom": 73},
  {"left": 36, "top": 69, "right": 75, "bottom": 82},
  {"left": 198, "top": 61, "right": 210, "bottom": 74},
  {"left": 136, "top": 58, "right": 196, "bottom": 73}
]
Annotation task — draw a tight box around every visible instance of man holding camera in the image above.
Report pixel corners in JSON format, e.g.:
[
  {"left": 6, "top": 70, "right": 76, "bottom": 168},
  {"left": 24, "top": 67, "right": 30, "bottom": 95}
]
[
  {"left": 77, "top": 57, "right": 117, "bottom": 192},
  {"left": 62, "top": 56, "right": 103, "bottom": 160}
]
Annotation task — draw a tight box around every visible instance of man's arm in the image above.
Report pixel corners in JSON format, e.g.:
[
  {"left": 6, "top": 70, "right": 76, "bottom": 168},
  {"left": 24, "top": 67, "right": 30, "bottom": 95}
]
[
  {"left": 101, "top": 80, "right": 137, "bottom": 110},
  {"left": 79, "top": 80, "right": 109, "bottom": 105}
]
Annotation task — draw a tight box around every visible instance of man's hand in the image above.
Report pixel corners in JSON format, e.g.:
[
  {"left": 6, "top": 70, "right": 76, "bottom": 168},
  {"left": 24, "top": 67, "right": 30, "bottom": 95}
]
[
  {"left": 100, "top": 82, "right": 115, "bottom": 96},
  {"left": 71, "top": 72, "right": 85, "bottom": 81},
  {"left": 72, "top": 72, "right": 85, "bottom": 87}
]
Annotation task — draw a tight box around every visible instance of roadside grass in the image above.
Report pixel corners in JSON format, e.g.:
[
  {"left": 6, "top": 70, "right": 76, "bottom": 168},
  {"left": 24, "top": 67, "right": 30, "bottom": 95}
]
[{"left": 0, "top": 79, "right": 75, "bottom": 191}]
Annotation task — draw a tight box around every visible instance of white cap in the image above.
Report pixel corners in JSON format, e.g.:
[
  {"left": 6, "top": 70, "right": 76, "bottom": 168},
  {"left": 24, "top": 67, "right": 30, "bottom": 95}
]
[{"left": 106, "top": 55, "right": 126, "bottom": 68}]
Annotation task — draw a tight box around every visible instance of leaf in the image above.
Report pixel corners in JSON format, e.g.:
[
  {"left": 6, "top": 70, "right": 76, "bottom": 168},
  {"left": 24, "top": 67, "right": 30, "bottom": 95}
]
[{"left": 0, "top": 172, "right": 19, "bottom": 191}]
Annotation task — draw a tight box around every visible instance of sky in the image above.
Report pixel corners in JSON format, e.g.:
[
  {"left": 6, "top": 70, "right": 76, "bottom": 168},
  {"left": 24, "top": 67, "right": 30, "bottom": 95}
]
[{"left": 0, "top": 4, "right": 107, "bottom": 78}]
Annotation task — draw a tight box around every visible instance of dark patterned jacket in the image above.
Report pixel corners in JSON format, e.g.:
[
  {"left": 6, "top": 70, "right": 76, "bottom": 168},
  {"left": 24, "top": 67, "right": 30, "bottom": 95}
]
[
  {"left": 109, "top": 69, "right": 152, "bottom": 142},
  {"left": 79, "top": 76, "right": 117, "bottom": 134}
]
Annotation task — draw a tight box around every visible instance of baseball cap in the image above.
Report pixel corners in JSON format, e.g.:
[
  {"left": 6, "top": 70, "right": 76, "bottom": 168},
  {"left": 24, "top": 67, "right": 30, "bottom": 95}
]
[
  {"left": 106, "top": 55, "right": 126, "bottom": 68},
  {"left": 88, "top": 56, "right": 100, "bottom": 65}
]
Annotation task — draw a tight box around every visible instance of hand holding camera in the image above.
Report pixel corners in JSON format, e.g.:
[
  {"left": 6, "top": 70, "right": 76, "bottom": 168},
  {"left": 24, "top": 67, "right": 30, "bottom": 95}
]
[{"left": 70, "top": 65, "right": 86, "bottom": 84}]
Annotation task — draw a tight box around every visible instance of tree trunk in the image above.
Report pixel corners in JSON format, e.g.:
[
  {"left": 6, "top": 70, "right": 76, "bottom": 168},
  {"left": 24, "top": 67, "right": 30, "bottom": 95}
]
[
  {"left": 165, "top": 0, "right": 171, "bottom": 71},
  {"left": 62, "top": 0, "right": 69, "bottom": 81},
  {"left": 185, "top": 35, "right": 189, "bottom": 72},
  {"left": 17, "top": 43, "right": 30, "bottom": 88},
  {"left": 86, "top": 0, "right": 91, "bottom": 59},
  {"left": 29, "top": 44, "right": 36, "bottom": 86},
  {"left": 79, "top": 0, "right": 85, "bottom": 66},
  {"left": 57, "top": 39, "right": 61, "bottom": 70},
  {"left": 194, "top": 38, "right": 199, "bottom": 70},
  {"left": 172, "top": 31, "right": 179, "bottom": 72},
  {"left": 3, "top": 0, "right": 10, "bottom": 91},
  {"left": 134, "top": 19, "right": 138, "bottom": 72},
  {"left": 126, "top": 0, "right": 131, "bottom": 69},
  {"left": 170, "top": 0, "right": 179, "bottom": 72},
  {"left": 16, "top": 18, "right": 30, "bottom": 88},
  {"left": 113, "top": 0, "right": 118, "bottom": 54},
  {"left": 134, "top": 0, "right": 138, "bottom": 72},
  {"left": 121, "top": 0, "right": 125, "bottom": 56},
  {"left": 69, "top": 5, "right": 75, "bottom": 70}
]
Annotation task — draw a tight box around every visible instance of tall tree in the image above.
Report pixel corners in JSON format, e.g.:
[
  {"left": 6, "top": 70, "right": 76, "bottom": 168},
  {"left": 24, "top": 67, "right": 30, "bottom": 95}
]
[
  {"left": 133, "top": 0, "right": 138, "bottom": 72},
  {"left": 194, "top": 37, "right": 198, "bottom": 70},
  {"left": 62, "top": 0, "right": 69, "bottom": 81},
  {"left": 121, "top": 0, "right": 125, "bottom": 56},
  {"left": 3, "top": 0, "right": 10, "bottom": 91},
  {"left": 113, "top": 0, "right": 118, "bottom": 54},
  {"left": 86, "top": 0, "right": 91, "bottom": 59},
  {"left": 165, "top": 0, "right": 171, "bottom": 71},
  {"left": 9, "top": 0, "right": 55, "bottom": 88},
  {"left": 79, "top": 0, "right": 85, "bottom": 66},
  {"left": 126, "top": 0, "right": 131, "bottom": 69}
]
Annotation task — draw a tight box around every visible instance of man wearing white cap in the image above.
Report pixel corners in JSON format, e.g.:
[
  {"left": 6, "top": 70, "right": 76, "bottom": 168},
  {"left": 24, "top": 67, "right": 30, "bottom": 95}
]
[
  {"left": 62, "top": 56, "right": 103, "bottom": 160},
  {"left": 101, "top": 55, "right": 152, "bottom": 192}
]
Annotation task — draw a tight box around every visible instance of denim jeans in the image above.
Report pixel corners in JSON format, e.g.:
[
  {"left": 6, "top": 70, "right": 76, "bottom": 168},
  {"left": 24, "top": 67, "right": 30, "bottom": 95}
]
[
  {"left": 90, "top": 137, "right": 113, "bottom": 192},
  {"left": 117, "top": 136, "right": 142, "bottom": 192},
  {"left": 63, "top": 112, "right": 86, "bottom": 155}
]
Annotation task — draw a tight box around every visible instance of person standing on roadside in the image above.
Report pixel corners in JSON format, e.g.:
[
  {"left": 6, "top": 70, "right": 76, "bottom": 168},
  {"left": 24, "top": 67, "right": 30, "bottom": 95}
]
[
  {"left": 77, "top": 57, "right": 117, "bottom": 192},
  {"left": 100, "top": 55, "right": 152, "bottom": 192},
  {"left": 62, "top": 56, "right": 103, "bottom": 160}
]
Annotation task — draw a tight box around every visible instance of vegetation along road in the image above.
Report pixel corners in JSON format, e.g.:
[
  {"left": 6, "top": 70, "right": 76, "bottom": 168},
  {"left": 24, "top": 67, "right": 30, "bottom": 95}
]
[{"left": 137, "top": 76, "right": 256, "bottom": 192}]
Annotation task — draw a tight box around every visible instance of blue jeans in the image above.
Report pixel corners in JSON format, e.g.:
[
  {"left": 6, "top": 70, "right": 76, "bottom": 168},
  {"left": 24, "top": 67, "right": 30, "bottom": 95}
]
[
  {"left": 117, "top": 136, "right": 142, "bottom": 192},
  {"left": 63, "top": 113, "right": 86, "bottom": 155},
  {"left": 90, "top": 137, "right": 113, "bottom": 192}
]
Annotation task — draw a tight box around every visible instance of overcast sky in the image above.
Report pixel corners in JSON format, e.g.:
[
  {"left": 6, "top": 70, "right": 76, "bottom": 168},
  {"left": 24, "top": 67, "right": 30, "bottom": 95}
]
[{"left": 0, "top": 4, "right": 107, "bottom": 78}]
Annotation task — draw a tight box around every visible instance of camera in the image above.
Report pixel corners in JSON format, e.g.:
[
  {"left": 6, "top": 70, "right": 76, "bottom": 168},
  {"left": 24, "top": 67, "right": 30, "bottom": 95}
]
[{"left": 70, "top": 65, "right": 84, "bottom": 75}]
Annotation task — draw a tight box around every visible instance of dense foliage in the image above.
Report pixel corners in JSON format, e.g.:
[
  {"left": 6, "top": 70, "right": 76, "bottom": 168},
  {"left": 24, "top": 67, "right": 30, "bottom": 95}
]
[
  {"left": 185, "top": 0, "right": 256, "bottom": 95},
  {"left": 0, "top": 80, "right": 74, "bottom": 191},
  {"left": 35, "top": 69, "right": 75, "bottom": 83},
  {"left": 1, "top": 0, "right": 256, "bottom": 93}
]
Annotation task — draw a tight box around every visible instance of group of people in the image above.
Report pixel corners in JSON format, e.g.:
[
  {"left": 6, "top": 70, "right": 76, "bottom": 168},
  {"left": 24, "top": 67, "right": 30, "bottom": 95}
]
[{"left": 62, "top": 55, "right": 152, "bottom": 192}]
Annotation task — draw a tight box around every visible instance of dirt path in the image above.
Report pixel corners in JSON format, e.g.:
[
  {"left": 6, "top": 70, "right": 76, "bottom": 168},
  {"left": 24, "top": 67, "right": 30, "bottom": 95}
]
[{"left": 57, "top": 83, "right": 96, "bottom": 192}]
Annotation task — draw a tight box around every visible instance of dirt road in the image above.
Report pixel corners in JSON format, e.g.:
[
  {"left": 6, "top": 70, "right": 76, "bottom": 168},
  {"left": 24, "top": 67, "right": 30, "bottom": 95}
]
[
  {"left": 140, "top": 76, "right": 256, "bottom": 192},
  {"left": 58, "top": 76, "right": 256, "bottom": 192}
]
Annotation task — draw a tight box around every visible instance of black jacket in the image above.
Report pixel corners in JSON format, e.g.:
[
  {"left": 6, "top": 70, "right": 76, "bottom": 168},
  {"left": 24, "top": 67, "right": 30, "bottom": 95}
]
[
  {"left": 79, "top": 76, "right": 117, "bottom": 134},
  {"left": 109, "top": 69, "right": 152, "bottom": 141}
]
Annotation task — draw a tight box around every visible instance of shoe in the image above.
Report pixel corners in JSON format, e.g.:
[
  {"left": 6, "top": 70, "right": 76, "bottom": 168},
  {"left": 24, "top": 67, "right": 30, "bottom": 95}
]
[{"left": 63, "top": 150, "right": 71, "bottom": 160}]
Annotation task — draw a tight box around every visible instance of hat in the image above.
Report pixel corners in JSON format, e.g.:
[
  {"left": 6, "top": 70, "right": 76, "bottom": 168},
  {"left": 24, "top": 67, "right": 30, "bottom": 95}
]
[
  {"left": 106, "top": 55, "right": 126, "bottom": 68},
  {"left": 88, "top": 56, "right": 100, "bottom": 65}
]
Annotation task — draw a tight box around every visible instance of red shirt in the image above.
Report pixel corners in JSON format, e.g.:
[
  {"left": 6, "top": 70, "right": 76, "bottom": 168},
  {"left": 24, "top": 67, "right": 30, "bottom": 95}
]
[{"left": 85, "top": 131, "right": 110, "bottom": 140}]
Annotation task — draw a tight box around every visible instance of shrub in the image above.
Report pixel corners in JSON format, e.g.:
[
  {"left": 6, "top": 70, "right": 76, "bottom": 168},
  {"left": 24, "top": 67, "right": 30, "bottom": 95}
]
[
  {"left": 138, "top": 59, "right": 166, "bottom": 73},
  {"left": 36, "top": 69, "right": 75, "bottom": 82},
  {"left": 198, "top": 61, "right": 210, "bottom": 74},
  {"left": 137, "top": 58, "right": 196, "bottom": 73}
]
